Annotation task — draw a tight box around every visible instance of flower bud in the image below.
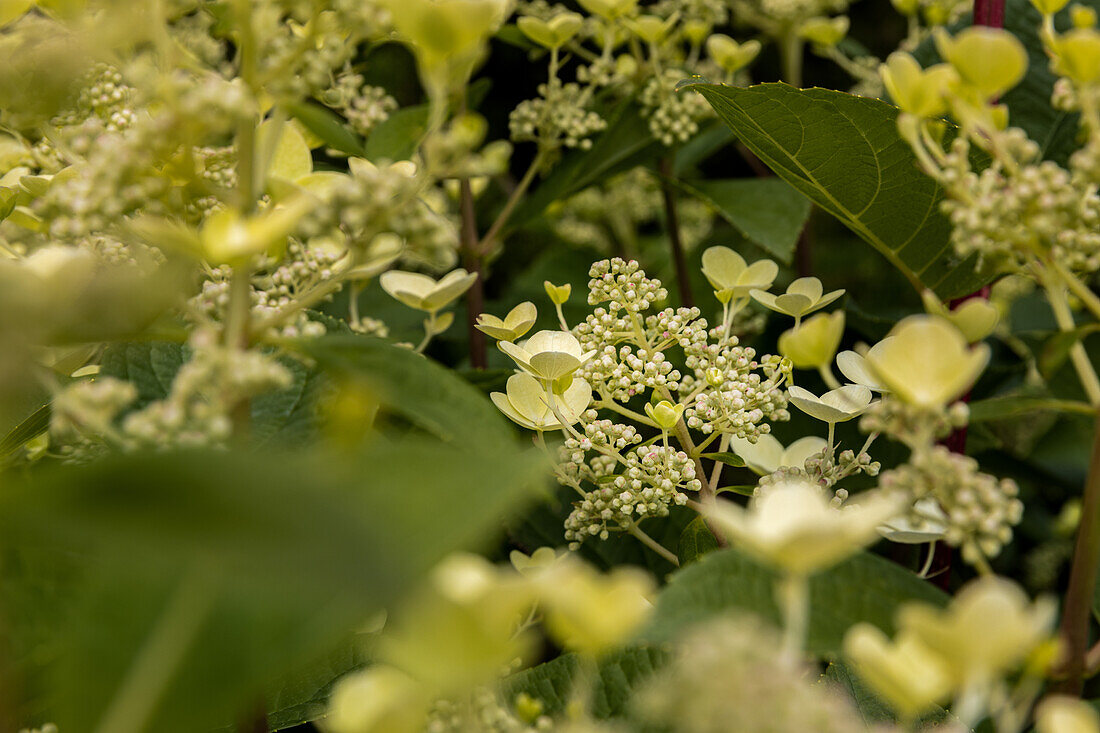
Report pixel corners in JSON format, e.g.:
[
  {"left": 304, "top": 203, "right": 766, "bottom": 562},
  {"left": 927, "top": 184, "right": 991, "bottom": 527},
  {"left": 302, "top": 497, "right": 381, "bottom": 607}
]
[
  {"left": 1072, "top": 4, "right": 1098, "bottom": 27},
  {"left": 645, "top": 399, "right": 685, "bottom": 430}
]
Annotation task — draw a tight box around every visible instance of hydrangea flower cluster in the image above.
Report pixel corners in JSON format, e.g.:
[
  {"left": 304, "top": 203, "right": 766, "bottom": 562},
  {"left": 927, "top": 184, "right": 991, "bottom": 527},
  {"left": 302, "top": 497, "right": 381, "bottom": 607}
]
[{"left": 480, "top": 254, "right": 792, "bottom": 557}]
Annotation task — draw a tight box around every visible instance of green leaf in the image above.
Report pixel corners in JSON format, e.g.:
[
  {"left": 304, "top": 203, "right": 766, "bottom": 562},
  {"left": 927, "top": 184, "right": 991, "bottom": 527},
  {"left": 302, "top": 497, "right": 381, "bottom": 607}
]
[
  {"left": 823, "top": 661, "right": 895, "bottom": 725},
  {"left": 364, "top": 105, "right": 429, "bottom": 163},
  {"left": 968, "top": 395, "right": 1096, "bottom": 421},
  {"left": 677, "top": 516, "right": 719, "bottom": 566},
  {"left": 303, "top": 334, "right": 517, "bottom": 447},
  {"left": 1, "top": 439, "right": 540, "bottom": 733},
  {"left": 1040, "top": 324, "right": 1100, "bottom": 379},
  {"left": 0, "top": 402, "right": 49, "bottom": 459},
  {"left": 0, "top": 186, "right": 17, "bottom": 222},
  {"left": 716, "top": 485, "right": 755, "bottom": 497},
  {"left": 693, "top": 83, "right": 991, "bottom": 299},
  {"left": 676, "top": 178, "right": 810, "bottom": 264},
  {"left": 499, "top": 646, "right": 670, "bottom": 720},
  {"left": 699, "top": 451, "right": 745, "bottom": 467},
  {"left": 510, "top": 101, "right": 661, "bottom": 229},
  {"left": 639, "top": 547, "right": 948, "bottom": 657},
  {"left": 287, "top": 101, "right": 367, "bottom": 158},
  {"left": 100, "top": 342, "right": 188, "bottom": 409}
]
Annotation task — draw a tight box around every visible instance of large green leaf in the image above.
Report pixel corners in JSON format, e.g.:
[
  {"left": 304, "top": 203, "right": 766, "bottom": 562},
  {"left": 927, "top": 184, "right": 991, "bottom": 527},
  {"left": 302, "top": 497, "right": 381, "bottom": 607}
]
[
  {"left": 676, "top": 178, "right": 811, "bottom": 264},
  {"left": 0, "top": 439, "right": 540, "bottom": 733},
  {"left": 303, "top": 334, "right": 517, "bottom": 448},
  {"left": 499, "top": 646, "right": 670, "bottom": 720},
  {"left": 691, "top": 82, "right": 990, "bottom": 299},
  {"left": 639, "top": 547, "right": 948, "bottom": 657}
]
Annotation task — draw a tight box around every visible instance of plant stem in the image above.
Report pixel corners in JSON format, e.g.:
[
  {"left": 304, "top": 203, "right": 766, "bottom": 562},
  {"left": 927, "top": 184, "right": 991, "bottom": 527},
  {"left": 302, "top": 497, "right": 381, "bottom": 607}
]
[
  {"left": 1054, "top": 412, "right": 1100, "bottom": 694},
  {"left": 777, "top": 573, "right": 810, "bottom": 661},
  {"left": 1045, "top": 277, "right": 1100, "bottom": 406},
  {"left": 657, "top": 157, "right": 694, "bottom": 308},
  {"left": 459, "top": 178, "right": 487, "bottom": 369},
  {"left": 779, "top": 32, "right": 804, "bottom": 88},
  {"left": 628, "top": 524, "right": 680, "bottom": 566},
  {"left": 478, "top": 151, "right": 545, "bottom": 256}
]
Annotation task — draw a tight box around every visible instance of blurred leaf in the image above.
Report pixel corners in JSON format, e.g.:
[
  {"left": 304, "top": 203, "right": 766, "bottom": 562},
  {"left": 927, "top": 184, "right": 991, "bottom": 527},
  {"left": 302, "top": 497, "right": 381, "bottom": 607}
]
[
  {"left": 676, "top": 517, "right": 718, "bottom": 566},
  {"left": 0, "top": 402, "right": 49, "bottom": 459},
  {"left": 0, "top": 436, "right": 540, "bottom": 733},
  {"left": 823, "top": 661, "right": 895, "bottom": 725},
  {"left": 287, "top": 101, "right": 367, "bottom": 158},
  {"left": 303, "top": 334, "right": 517, "bottom": 447},
  {"left": 676, "top": 178, "right": 811, "bottom": 264},
  {"left": 364, "top": 105, "right": 429, "bottom": 163},
  {"left": 100, "top": 342, "right": 188, "bottom": 410},
  {"left": 692, "top": 83, "right": 991, "bottom": 299},
  {"left": 968, "top": 395, "right": 1095, "bottom": 421},
  {"left": 499, "top": 646, "right": 670, "bottom": 719},
  {"left": 511, "top": 101, "right": 660, "bottom": 229},
  {"left": 639, "top": 547, "right": 948, "bottom": 657},
  {"left": 251, "top": 355, "right": 330, "bottom": 445}
]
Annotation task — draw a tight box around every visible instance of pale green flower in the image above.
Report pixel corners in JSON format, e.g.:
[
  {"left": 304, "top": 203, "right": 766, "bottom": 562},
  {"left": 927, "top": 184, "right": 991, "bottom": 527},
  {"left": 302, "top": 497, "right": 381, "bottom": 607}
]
[
  {"left": 797, "top": 16, "right": 849, "bottom": 47},
  {"left": 700, "top": 246, "right": 778, "bottom": 300},
  {"left": 576, "top": 0, "right": 637, "bottom": 19},
  {"left": 476, "top": 301, "right": 537, "bottom": 341},
  {"left": 705, "top": 35, "right": 762, "bottom": 73},
  {"left": 898, "top": 576, "right": 1057, "bottom": 685},
  {"left": 921, "top": 290, "right": 999, "bottom": 343},
  {"left": 864, "top": 315, "right": 990, "bottom": 408},
  {"left": 934, "top": 27, "right": 1028, "bottom": 100},
  {"left": 836, "top": 349, "right": 890, "bottom": 392},
  {"left": 728, "top": 434, "right": 827, "bottom": 475},
  {"left": 877, "top": 498, "right": 947, "bottom": 544},
  {"left": 326, "top": 666, "right": 427, "bottom": 733},
  {"left": 499, "top": 330, "right": 597, "bottom": 382},
  {"left": 787, "top": 384, "right": 873, "bottom": 423},
  {"left": 380, "top": 269, "right": 477, "bottom": 313},
  {"left": 880, "top": 53, "right": 957, "bottom": 118},
  {"left": 1035, "top": 695, "right": 1100, "bottom": 733},
  {"left": 509, "top": 546, "right": 566, "bottom": 576},
  {"left": 645, "top": 400, "right": 685, "bottom": 430},
  {"left": 705, "top": 478, "right": 905, "bottom": 576},
  {"left": 536, "top": 558, "right": 655, "bottom": 655},
  {"left": 490, "top": 373, "right": 591, "bottom": 431},
  {"left": 517, "top": 11, "right": 583, "bottom": 49},
  {"left": 544, "top": 280, "right": 572, "bottom": 305},
  {"left": 778, "top": 310, "right": 845, "bottom": 369},
  {"left": 843, "top": 624, "right": 954, "bottom": 720},
  {"left": 751, "top": 277, "right": 844, "bottom": 321}
]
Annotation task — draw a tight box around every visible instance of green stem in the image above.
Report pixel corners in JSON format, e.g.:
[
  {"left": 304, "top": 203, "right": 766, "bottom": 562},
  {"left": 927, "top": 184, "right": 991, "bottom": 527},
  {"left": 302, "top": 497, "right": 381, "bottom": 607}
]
[
  {"left": 780, "top": 32, "right": 804, "bottom": 88},
  {"left": 818, "top": 364, "right": 840, "bottom": 390},
  {"left": 657, "top": 157, "right": 694, "bottom": 308},
  {"left": 1044, "top": 276, "right": 1100, "bottom": 406},
  {"left": 777, "top": 573, "right": 810, "bottom": 661},
  {"left": 627, "top": 524, "right": 680, "bottom": 566},
  {"left": 1054, "top": 413, "right": 1100, "bottom": 694}
]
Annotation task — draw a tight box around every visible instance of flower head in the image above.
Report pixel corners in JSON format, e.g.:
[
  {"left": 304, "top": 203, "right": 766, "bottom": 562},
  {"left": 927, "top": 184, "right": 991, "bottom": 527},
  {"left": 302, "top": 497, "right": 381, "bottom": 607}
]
[
  {"left": 499, "top": 330, "right": 597, "bottom": 382},
  {"left": 700, "top": 246, "right": 778, "bottom": 301},
  {"left": 380, "top": 268, "right": 477, "bottom": 313},
  {"left": 897, "top": 576, "right": 1057, "bottom": 685},
  {"left": 864, "top": 315, "right": 989, "bottom": 408},
  {"left": 475, "top": 301, "right": 537, "bottom": 341},
  {"left": 490, "top": 373, "right": 591, "bottom": 431},
  {"left": 787, "top": 384, "right": 873, "bottom": 423},
  {"left": 728, "top": 434, "right": 827, "bottom": 475},
  {"left": 934, "top": 27, "right": 1028, "bottom": 100},
  {"left": 843, "top": 625, "right": 953, "bottom": 720},
  {"left": 751, "top": 277, "right": 844, "bottom": 321},
  {"left": 705, "top": 478, "right": 904, "bottom": 576}
]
